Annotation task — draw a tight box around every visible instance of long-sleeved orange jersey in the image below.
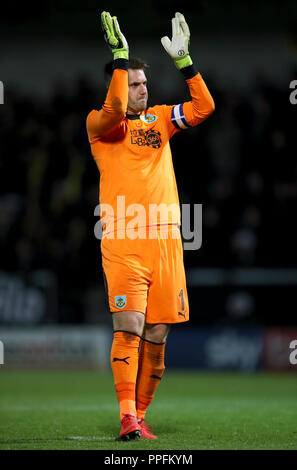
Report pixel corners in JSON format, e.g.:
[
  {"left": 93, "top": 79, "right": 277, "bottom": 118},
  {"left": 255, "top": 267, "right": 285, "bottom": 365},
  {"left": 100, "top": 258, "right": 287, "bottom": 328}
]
[{"left": 86, "top": 60, "right": 214, "bottom": 237}]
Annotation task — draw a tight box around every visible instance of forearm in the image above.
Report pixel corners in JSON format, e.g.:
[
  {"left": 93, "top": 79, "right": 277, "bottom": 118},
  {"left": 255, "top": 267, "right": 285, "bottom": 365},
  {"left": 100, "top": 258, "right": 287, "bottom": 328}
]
[
  {"left": 86, "top": 11, "right": 129, "bottom": 139},
  {"left": 161, "top": 12, "right": 215, "bottom": 126},
  {"left": 87, "top": 59, "right": 128, "bottom": 140},
  {"left": 181, "top": 66, "right": 215, "bottom": 126},
  {"left": 101, "top": 59, "right": 128, "bottom": 122}
]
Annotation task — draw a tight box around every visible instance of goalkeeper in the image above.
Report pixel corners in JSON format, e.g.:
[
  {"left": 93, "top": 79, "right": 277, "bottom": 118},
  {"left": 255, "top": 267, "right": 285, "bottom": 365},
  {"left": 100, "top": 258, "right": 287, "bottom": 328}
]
[{"left": 87, "top": 11, "right": 214, "bottom": 441}]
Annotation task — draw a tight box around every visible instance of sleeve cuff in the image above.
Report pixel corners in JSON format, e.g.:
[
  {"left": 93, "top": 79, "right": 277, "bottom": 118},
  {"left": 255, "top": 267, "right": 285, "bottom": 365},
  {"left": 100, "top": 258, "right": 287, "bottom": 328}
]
[
  {"left": 180, "top": 64, "right": 199, "bottom": 80},
  {"left": 113, "top": 58, "right": 129, "bottom": 71}
]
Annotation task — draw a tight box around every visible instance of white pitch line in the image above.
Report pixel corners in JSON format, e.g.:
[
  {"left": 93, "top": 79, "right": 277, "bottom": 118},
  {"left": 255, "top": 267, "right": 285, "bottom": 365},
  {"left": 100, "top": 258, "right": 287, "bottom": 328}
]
[{"left": 67, "top": 436, "right": 113, "bottom": 441}]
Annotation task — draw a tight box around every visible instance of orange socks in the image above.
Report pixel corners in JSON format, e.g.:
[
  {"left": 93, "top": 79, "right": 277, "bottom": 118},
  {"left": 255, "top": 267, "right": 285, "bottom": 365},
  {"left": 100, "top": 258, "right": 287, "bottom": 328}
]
[
  {"left": 110, "top": 331, "right": 141, "bottom": 419},
  {"left": 136, "top": 339, "right": 166, "bottom": 420},
  {"left": 111, "top": 332, "right": 166, "bottom": 421}
]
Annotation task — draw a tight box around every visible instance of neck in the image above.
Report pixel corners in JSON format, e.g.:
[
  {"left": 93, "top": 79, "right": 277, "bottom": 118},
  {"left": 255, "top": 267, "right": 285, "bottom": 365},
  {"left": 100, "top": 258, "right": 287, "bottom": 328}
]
[{"left": 127, "top": 108, "right": 141, "bottom": 115}]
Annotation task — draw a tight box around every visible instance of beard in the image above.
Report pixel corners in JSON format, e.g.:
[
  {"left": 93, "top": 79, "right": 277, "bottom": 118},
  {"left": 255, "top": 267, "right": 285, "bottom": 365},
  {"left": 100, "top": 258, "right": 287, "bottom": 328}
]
[
  {"left": 134, "top": 97, "right": 148, "bottom": 112},
  {"left": 127, "top": 95, "right": 148, "bottom": 114}
]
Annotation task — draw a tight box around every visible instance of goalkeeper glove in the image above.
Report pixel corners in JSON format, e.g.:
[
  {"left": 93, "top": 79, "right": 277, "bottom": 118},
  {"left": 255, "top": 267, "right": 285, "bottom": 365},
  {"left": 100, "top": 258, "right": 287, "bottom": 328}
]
[
  {"left": 101, "top": 11, "right": 129, "bottom": 60},
  {"left": 161, "top": 12, "right": 193, "bottom": 70}
]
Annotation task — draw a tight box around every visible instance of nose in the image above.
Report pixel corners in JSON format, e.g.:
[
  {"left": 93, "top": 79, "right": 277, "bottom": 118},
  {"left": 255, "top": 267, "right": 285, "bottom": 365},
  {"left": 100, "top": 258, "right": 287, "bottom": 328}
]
[{"left": 139, "top": 84, "right": 147, "bottom": 95}]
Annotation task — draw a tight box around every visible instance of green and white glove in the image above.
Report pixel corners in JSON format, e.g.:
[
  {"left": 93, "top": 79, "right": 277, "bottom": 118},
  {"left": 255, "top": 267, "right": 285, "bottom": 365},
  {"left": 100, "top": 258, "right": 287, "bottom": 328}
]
[
  {"left": 101, "top": 11, "right": 129, "bottom": 60},
  {"left": 161, "top": 12, "right": 192, "bottom": 69}
]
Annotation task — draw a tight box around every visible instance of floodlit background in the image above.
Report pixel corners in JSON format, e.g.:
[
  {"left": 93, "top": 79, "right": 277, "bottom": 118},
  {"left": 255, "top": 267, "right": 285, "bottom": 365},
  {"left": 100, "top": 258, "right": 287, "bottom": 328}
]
[{"left": 0, "top": 0, "right": 297, "bottom": 371}]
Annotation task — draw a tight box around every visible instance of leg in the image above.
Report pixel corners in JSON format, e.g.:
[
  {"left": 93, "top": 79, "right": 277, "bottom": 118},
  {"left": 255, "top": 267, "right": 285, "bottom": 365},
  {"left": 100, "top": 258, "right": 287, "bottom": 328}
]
[
  {"left": 101, "top": 236, "right": 151, "bottom": 440},
  {"left": 136, "top": 227, "right": 188, "bottom": 422},
  {"left": 136, "top": 323, "right": 169, "bottom": 424},
  {"left": 112, "top": 310, "right": 145, "bottom": 337},
  {"left": 110, "top": 310, "right": 145, "bottom": 440},
  {"left": 135, "top": 227, "right": 189, "bottom": 436},
  {"left": 143, "top": 323, "right": 170, "bottom": 343}
]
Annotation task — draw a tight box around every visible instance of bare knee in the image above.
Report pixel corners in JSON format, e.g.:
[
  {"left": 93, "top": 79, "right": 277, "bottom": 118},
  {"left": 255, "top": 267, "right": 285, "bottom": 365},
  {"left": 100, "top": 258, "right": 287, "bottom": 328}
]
[
  {"left": 143, "top": 323, "right": 170, "bottom": 344},
  {"left": 112, "top": 310, "right": 145, "bottom": 337}
]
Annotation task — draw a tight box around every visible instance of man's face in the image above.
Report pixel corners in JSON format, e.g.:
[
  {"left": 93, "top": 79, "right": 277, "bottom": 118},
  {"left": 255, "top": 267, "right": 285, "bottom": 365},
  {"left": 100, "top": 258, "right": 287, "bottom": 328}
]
[{"left": 127, "top": 69, "right": 148, "bottom": 114}]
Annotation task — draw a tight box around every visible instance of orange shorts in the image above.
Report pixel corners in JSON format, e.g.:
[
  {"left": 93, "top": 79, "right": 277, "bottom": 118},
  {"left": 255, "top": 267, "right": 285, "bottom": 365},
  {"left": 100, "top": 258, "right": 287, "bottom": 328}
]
[{"left": 101, "top": 225, "right": 189, "bottom": 324}]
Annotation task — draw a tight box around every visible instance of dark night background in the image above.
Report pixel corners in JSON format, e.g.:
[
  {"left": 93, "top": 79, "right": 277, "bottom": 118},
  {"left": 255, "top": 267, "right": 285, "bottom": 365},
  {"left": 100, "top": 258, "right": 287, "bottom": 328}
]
[{"left": 0, "top": 0, "right": 297, "bottom": 329}]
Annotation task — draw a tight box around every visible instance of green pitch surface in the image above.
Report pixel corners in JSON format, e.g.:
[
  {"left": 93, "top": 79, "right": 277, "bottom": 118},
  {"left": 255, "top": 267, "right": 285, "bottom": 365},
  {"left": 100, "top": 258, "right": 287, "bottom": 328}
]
[{"left": 0, "top": 370, "right": 296, "bottom": 450}]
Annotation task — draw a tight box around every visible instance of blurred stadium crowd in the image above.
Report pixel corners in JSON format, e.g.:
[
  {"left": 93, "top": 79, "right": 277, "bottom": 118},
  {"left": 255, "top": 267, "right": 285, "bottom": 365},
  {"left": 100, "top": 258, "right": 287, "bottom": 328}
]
[{"left": 0, "top": 68, "right": 296, "bottom": 323}]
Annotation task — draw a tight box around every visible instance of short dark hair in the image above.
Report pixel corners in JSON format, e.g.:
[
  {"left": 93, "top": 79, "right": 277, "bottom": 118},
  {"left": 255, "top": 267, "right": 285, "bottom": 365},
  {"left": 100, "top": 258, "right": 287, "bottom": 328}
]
[
  {"left": 127, "top": 57, "right": 149, "bottom": 71},
  {"left": 104, "top": 57, "right": 149, "bottom": 87}
]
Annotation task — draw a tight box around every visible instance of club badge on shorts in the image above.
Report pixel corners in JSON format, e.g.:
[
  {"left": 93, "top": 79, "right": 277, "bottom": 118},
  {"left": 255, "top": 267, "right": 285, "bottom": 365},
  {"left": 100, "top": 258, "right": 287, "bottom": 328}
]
[{"left": 115, "top": 295, "right": 127, "bottom": 309}]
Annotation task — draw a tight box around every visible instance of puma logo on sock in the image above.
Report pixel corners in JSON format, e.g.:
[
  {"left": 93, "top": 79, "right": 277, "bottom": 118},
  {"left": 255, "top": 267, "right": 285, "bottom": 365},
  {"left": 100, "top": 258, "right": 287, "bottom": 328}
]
[{"left": 113, "top": 356, "right": 130, "bottom": 365}]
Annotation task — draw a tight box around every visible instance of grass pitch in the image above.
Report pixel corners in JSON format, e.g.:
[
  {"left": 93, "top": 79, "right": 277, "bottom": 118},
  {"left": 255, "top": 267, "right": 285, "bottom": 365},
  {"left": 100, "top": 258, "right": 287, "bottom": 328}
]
[{"left": 0, "top": 370, "right": 296, "bottom": 450}]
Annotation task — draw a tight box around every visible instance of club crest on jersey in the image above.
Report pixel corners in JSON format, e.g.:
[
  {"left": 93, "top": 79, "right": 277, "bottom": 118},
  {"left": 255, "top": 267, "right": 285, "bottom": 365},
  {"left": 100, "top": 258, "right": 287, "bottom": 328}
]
[
  {"left": 140, "top": 114, "right": 158, "bottom": 124},
  {"left": 115, "top": 295, "right": 127, "bottom": 309}
]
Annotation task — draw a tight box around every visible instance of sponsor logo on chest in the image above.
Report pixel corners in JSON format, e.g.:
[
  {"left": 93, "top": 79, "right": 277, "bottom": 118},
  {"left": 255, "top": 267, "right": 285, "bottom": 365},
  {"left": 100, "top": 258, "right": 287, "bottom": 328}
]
[{"left": 130, "top": 129, "right": 162, "bottom": 148}]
